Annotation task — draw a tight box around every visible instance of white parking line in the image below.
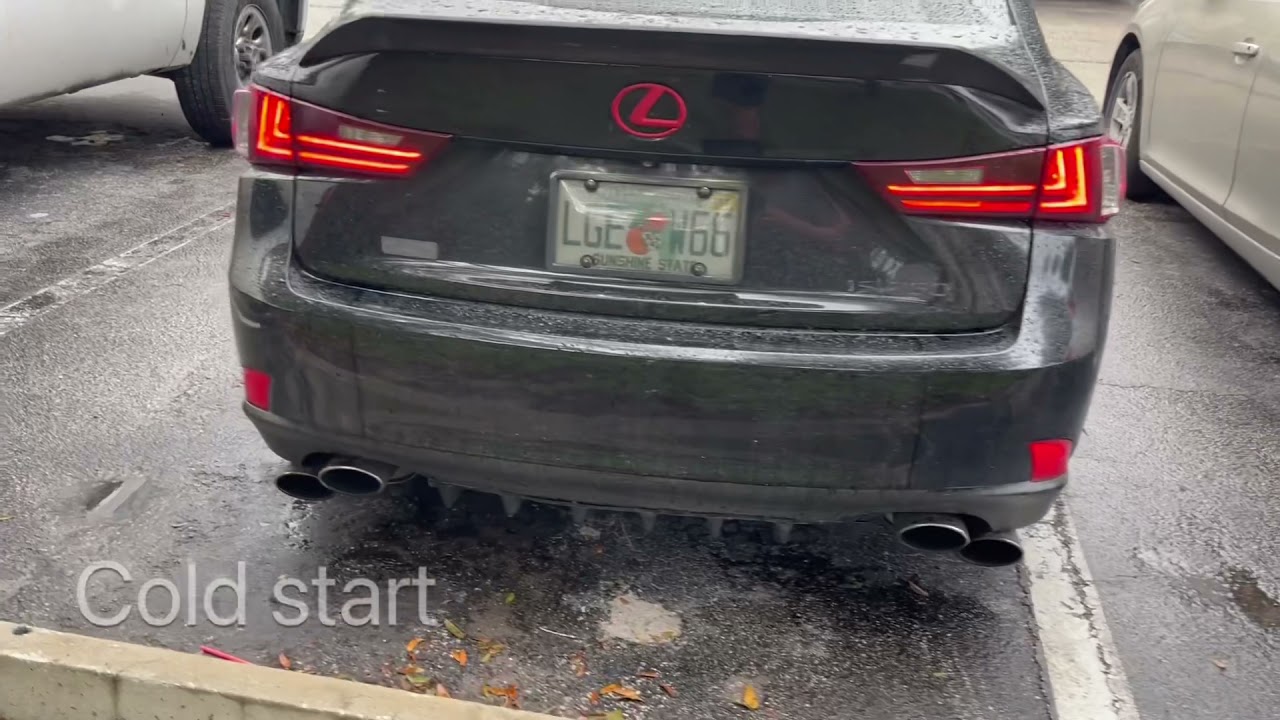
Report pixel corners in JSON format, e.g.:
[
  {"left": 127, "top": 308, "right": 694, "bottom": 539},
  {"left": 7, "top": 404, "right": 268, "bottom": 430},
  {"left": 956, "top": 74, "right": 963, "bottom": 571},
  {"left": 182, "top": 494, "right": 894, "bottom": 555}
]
[
  {"left": 0, "top": 205, "right": 233, "bottom": 338},
  {"left": 1023, "top": 501, "right": 1141, "bottom": 720}
]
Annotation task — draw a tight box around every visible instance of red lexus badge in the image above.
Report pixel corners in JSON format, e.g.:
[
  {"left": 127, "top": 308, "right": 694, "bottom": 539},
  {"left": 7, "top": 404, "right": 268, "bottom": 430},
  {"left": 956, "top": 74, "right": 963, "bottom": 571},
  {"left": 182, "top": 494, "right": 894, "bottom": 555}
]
[{"left": 611, "top": 83, "right": 688, "bottom": 139}]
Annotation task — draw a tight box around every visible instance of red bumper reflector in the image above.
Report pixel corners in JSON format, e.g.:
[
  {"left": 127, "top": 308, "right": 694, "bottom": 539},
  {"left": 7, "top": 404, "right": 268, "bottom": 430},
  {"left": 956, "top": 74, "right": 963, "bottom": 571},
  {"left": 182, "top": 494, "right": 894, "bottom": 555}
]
[
  {"left": 243, "top": 368, "right": 272, "bottom": 410},
  {"left": 1029, "top": 439, "right": 1073, "bottom": 481}
]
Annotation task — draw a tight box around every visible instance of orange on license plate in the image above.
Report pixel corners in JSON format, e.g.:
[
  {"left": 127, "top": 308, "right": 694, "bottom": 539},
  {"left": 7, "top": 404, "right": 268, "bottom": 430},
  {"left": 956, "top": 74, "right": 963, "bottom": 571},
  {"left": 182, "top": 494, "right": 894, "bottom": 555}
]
[{"left": 548, "top": 174, "right": 746, "bottom": 284}]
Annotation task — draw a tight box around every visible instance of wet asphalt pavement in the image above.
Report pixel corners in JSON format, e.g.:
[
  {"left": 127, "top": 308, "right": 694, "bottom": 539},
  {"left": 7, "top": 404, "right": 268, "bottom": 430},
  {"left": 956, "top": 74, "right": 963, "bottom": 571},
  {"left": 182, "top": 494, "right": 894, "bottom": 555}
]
[{"left": 2, "top": 2, "right": 1279, "bottom": 718}]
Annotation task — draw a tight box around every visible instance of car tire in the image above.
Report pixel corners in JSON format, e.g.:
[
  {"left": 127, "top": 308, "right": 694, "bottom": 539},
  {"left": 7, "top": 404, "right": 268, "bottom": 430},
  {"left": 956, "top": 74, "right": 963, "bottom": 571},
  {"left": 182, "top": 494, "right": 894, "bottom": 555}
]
[
  {"left": 173, "top": 0, "right": 287, "bottom": 147},
  {"left": 1104, "top": 49, "right": 1160, "bottom": 201}
]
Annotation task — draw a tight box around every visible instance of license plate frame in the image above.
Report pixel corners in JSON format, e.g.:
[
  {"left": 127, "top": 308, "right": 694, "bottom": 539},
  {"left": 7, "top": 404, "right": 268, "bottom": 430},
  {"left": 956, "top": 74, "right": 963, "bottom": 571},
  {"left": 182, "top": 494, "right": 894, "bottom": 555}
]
[{"left": 546, "top": 171, "right": 748, "bottom": 285}]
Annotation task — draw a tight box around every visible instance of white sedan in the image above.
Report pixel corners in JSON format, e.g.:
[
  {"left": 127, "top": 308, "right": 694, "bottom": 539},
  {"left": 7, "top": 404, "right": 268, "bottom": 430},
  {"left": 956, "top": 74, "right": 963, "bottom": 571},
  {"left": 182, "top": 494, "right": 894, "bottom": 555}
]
[
  {"left": 1105, "top": 0, "right": 1280, "bottom": 288},
  {"left": 0, "top": 0, "right": 305, "bottom": 145}
]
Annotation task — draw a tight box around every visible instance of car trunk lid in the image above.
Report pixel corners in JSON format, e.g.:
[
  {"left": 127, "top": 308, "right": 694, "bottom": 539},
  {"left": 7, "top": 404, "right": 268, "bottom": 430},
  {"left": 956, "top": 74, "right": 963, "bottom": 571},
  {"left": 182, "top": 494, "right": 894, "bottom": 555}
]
[{"left": 277, "top": 1, "right": 1052, "bottom": 332}]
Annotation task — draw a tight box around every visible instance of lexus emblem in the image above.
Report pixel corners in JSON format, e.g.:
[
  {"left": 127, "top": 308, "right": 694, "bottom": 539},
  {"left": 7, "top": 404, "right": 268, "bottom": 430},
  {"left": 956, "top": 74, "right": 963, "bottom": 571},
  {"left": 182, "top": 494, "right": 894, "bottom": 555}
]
[{"left": 611, "top": 83, "right": 688, "bottom": 139}]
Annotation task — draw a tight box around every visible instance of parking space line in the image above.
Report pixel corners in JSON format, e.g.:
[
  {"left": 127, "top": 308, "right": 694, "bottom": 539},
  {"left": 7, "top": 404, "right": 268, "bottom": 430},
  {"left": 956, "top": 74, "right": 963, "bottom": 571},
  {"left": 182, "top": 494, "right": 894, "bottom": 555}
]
[
  {"left": 0, "top": 205, "right": 233, "bottom": 338},
  {"left": 1023, "top": 501, "right": 1141, "bottom": 720}
]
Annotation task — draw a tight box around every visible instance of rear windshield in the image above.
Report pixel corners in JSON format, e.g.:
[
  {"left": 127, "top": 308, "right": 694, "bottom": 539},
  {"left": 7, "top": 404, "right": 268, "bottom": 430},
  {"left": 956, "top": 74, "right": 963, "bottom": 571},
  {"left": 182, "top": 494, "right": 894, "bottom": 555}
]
[{"left": 518, "top": 0, "right": 1011, "bottom": 25}]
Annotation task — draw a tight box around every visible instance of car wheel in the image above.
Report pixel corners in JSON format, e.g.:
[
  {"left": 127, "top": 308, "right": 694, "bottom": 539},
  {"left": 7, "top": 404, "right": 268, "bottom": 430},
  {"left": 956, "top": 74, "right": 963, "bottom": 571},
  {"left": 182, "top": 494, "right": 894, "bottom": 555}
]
[
  {"left": 1104, "top": 49, "right": 1160, "bottom": 201},
  {"left": 173, "top": 0, "right": 287, "bottom": 147}
]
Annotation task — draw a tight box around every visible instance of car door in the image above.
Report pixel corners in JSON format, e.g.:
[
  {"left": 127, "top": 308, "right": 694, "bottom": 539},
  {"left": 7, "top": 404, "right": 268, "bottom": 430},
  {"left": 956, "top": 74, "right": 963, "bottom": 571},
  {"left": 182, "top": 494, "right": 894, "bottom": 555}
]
[
  {"left": 1221, "top": 1, "right": 1280, "bottom": 286},
  {"left": 0, "top": 0, "right": 189, "bottom": 106},
  {"left": 1144, "top": 0, "right": 1262, "bottom": 208}
]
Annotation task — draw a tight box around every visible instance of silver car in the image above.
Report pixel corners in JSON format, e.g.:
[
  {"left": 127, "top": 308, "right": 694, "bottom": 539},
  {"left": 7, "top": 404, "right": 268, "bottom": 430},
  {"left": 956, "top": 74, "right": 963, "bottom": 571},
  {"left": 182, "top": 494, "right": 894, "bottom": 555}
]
[
  {"left": 1105, "top": 0, "right": 1279, "bottom": 288},
  {"left": 0, "top": 0, "right": 305, "bottom": 146}
]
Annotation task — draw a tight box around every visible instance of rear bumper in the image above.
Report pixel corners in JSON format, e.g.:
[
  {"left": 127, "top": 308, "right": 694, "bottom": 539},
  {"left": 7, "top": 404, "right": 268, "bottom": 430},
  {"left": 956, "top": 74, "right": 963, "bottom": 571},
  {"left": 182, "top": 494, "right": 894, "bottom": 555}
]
[
  {"left": 230, "top": 174, "right": 1113, "bottom": 530},
  {"left": 247, "top": 404, "right": 1065, "bottom": 528}
]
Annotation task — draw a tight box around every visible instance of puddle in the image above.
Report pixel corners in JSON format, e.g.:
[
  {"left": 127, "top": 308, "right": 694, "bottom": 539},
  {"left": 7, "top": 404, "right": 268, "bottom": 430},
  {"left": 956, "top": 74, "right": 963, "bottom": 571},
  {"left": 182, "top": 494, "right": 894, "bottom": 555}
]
[{"left": 1224, "top": 567, "right": 1280, "bottom": 630}]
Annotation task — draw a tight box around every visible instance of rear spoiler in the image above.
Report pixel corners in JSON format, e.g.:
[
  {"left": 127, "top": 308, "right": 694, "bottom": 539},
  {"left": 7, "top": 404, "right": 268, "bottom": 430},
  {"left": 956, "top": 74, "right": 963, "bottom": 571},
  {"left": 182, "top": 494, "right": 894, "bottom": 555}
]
[{"left": 302, "top": 16, "right": 1046, "bottom": 109}]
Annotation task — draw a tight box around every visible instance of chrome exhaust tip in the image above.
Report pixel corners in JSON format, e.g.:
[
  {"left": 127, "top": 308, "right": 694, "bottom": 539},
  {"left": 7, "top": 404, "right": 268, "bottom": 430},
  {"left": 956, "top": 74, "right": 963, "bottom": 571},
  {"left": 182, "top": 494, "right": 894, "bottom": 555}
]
[
  {"left": 958, "top": 531, "right": 1024, "bottom": 567},
  {"left": 893, "top": 513, "right": 971, "bottom": 552},
  {"left": 318, "top": 457, "right": 396, "bottom": 496},
  {"left": 274, "top": 469, "right": 334, "bottom": 502}
]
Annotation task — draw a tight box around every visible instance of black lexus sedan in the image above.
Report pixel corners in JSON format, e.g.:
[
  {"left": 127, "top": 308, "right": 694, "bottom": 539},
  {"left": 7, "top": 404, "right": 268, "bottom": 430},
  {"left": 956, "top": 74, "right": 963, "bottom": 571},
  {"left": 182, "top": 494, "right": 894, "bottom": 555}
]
[{"left": 228, "top": 0, "right": 1123, "bottom": 567}]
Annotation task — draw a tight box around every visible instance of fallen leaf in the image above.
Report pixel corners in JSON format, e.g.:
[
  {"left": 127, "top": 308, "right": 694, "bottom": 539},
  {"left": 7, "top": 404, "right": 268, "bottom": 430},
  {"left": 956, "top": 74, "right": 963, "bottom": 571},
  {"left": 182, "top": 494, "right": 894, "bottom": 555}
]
[
  {"left": 451, "top": 649, "right": 469, "bottom": 667},
  {"left": 436, "top": 683, "right": 452, "bottom": 698},
  {"left": 605, "top": 711, "right": 625, "bottom": 720},
  {"left": 588, "top": 691, "right": 602, "bottom": 706},
  {"left": 403, "top": 668, "right": 432, "bottom": 692},
  {"left": 660, "top": 683, "right": 678, "bottom": 698},
  {"left": 931, "top": 671, "right": 950, "bottom": 679},
  {"left": 738, "top": 684, "right": 761, "bottom": 711},
  {"left": 483, "top": 684, "right": 521, "bottom": 708},
  {"left": 478, "top": 638, "right": 506, "bottom": 663},
  {"left": 1212, "top": 658, "right": 1229, "bottom": 671},
  {"left": 505, "top": 592, "right": 517, "bottom": 605},
  {"left": 906, "top": 578, "right": 930, "bottom": 598},
  {"left": 637, "top": 670, "right": 661, "bottom": 679},
  {"left": 571, "top": 651, "right": 589, "bottom": 678},
  {"left": 406, "top": 637, "right": 424, "bottom": 655},
  {"left": 601, "top": 684, "right": 643, "bottom": 702},
  {"left": 444, "top": 619, "right": 467, "bottom": 640},
  {"left": 278, "top": 653, "right": 293, "bottom": 671},
  {"left": 0, "top": 516, "right": 13, "bottom": 522}
]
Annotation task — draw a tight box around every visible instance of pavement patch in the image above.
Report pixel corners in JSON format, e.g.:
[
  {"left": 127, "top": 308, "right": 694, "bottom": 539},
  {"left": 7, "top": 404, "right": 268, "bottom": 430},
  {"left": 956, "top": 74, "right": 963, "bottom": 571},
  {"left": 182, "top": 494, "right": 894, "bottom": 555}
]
[
  {"left": 46, "top": 131, "right": 127, "bottom": 147},
  {"left": 599, "top": 592, "right": 682, "bottom": 644}
]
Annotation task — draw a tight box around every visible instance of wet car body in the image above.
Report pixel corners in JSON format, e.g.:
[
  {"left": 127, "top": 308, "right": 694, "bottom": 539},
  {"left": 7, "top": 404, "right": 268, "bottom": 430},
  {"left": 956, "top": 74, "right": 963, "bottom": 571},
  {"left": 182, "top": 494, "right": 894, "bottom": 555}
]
[{"left": 229, "top": 0, "right": 1118, "bottom": 557}]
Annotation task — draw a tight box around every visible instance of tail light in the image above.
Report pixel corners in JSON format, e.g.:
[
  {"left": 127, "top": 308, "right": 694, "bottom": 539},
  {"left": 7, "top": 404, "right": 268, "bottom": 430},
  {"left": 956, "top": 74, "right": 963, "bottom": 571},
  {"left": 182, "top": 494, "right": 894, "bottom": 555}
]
[
  {"left": 854, "top": 138, "right": 1124, "bottom": 223},
  {"left": 231, "top": 86, "right": 450, "bottom": 177}
]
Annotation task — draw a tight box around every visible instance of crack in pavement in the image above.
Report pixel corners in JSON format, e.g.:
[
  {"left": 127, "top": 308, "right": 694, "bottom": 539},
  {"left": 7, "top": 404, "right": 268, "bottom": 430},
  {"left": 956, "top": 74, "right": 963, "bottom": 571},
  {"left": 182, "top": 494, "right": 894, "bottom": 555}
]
[
  {"left": 1023, "top": 502, "right": 1141, "bottom": 720},
  {"left": 1095, "top": 380, "right": 1252, "bottom": 399}
]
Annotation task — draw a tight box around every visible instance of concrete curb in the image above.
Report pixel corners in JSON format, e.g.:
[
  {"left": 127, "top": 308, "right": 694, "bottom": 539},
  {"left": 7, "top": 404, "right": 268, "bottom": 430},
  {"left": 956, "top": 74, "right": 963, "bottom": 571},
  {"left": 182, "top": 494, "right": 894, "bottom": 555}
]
[{"left": 0, "top": 622, "right": 557, "bottom": 720}]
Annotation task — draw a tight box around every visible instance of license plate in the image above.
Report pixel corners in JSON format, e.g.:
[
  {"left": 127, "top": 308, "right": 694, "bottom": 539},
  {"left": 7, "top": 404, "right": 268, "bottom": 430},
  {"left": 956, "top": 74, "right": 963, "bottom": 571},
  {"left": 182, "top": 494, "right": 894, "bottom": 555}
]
[{"left": 548, "top": 173, "right": 747, "bottom": 284}]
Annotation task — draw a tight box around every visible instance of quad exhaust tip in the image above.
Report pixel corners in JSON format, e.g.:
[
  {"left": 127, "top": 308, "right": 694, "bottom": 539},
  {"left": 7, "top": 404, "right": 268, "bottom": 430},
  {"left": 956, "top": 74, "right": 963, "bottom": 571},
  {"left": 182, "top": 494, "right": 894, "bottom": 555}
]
[
  {"left": 273, "top": 469, "right": 334, "bottom": 502},
  {"left": 317, "top": 456, "right": 397, "bottom": 496},
  {"left": 958, "top": 531, "right": 1024, "bottom": 567},
  {"left": 894, "top": 513, "right": 971, "bottom": 553}
]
